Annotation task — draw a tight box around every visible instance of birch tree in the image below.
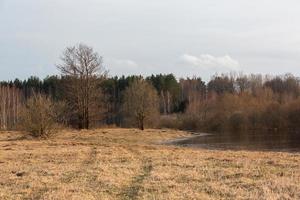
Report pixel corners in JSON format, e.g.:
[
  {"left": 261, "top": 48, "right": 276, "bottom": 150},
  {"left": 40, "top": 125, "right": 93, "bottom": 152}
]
[{"left": 0, "top": 85, "right": 22, "bottom": 130}]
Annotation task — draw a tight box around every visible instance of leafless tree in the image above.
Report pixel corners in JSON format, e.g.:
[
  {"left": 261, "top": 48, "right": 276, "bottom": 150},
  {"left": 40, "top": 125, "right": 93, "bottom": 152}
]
[
  {"left": 57, "top": 44, "right": 107, "bottom": 129},
  {"left": 123, "top": 79, "right": 159, "bottom": 130}
]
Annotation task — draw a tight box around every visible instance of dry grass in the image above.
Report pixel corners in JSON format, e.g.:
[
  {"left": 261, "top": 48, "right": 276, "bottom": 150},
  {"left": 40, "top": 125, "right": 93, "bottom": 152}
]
[{"left": 0, "top": 129, "right": 299, "bottom": 200}]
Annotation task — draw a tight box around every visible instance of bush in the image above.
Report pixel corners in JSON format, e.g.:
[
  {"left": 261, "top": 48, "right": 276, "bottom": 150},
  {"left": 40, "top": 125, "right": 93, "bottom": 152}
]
[
  {"left": 159, "top": 114, "right": 203, "bottom": 131},
  {"left": 284, "top": 99, "right": 300, "bottom": 130},
  {"left": 159, "top": 115, "right": 180, "bottom": 129},
  {"left": 248, "top": 111, "right": 262, "bottom": 130},
  {"left": 178, "top": 114, "right": 203, "bottom": 131},
  {"left": 228, "top": 112, "right": 247, "bottom": 131},
  {"left": 20, "top": 94, "right": 57, "bottom": 138},
  {"left": 205, "top": 114, "right": 226, "bottom": 132},
  {"left": 261, "top": 103, "right": 286, "bottom": 130}
]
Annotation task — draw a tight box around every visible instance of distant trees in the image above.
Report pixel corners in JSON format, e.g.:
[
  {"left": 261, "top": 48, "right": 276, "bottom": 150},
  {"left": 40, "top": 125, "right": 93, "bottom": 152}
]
[
  {"left": 3, "top": 65, "right": 300, "bottom": 133},
  {"left": 19, "top": 94, "right": 57, "bottom": 138},
  {"left": 0, "top": 85, "right": 22, "bottom": 130},
  {"left": 177, "top": 73, "right": 300, "bottom": 132},
  {"left": 180, "top": 77, "right": 207, "bottom": 114},
  {"left": 147, "top": 74, "right": 181, "bottom": 114},
  {"left": 101, "top": 75, "right": 143, "bottom": 125},
  {"left": 208, "top": 75, "right": 234, "bottom": 95},
  {"left": 57, "top": 44, "right": 107, "bottom": 129},
  {"left": 123, "top": 79, "right": 159, "bottom": 130},
  {"left": 264, "top": 74, "right": 300, "bottom": 102}
]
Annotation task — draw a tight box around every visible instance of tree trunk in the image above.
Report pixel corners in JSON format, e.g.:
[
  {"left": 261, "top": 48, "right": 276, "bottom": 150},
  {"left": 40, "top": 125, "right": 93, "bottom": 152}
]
[
  {"left": 161, "top": 91, "right": 167, "bottom": 115},
  {"left": 140, "top": 119, "right": 144, "bottom": 131},
  {"left": 167, "top": 91, "right": 171, "bottom": 114},
  {"left": 138, "top": 116, "right": 145, "bottom": 131}
]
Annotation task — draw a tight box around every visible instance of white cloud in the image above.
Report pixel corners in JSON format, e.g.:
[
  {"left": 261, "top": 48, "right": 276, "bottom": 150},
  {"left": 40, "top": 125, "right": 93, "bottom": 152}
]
[
  {"left": 107, "top": 58, "right": 140, "bottom": 76},
  {"left": 181, "top": 54, "right": 240, "bottom": 71},
  {"left": 113, "top": 59, "right": 138, "bottom": 68}
]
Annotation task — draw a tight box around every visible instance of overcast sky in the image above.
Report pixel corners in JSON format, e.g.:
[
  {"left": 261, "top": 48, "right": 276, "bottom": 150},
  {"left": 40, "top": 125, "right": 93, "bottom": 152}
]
[{"left": 1, "top": 0, "right": 300, "bottom": 81}]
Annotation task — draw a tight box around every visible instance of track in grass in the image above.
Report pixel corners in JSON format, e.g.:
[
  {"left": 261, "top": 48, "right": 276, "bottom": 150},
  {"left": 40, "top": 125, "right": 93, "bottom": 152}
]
[{"left": 120, "top": 157, "right": 153, "bottom": 200}]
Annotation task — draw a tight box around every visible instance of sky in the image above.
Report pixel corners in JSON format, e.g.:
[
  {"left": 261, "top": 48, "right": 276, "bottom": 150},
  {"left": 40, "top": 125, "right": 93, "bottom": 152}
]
[{"left": 1, "top": 0, "right": 300, "bottom": 81}]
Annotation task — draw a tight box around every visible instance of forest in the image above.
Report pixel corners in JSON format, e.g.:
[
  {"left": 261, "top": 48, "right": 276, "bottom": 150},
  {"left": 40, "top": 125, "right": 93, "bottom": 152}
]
[{"left": 1, "top": 44, "right": 300, "bottom": 135}]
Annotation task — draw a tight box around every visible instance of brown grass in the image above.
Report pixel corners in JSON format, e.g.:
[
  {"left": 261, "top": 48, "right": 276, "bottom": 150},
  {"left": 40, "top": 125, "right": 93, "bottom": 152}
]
[{"left": 0, "top": 129, "right": 299, "bottom": 200}]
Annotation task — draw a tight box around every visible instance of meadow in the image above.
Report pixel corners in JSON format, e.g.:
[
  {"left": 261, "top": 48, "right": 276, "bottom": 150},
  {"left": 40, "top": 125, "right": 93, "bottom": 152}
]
[{"left": 0, "top": 129, "right": 299, "bottom": 200}]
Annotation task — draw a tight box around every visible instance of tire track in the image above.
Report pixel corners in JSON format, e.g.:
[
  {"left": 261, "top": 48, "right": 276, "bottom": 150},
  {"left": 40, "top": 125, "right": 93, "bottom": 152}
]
[{"left": 120, "top": 157, "right": 153, "bottom": 200}]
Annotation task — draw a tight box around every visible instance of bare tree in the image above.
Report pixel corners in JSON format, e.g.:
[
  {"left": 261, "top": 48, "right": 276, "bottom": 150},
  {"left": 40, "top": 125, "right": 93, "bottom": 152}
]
[
  {"left": 57, "top": 44, "right": 106, "bottom": 129},
  {"left": 123, "top": 79, "right": 159, "bottom": 130}
]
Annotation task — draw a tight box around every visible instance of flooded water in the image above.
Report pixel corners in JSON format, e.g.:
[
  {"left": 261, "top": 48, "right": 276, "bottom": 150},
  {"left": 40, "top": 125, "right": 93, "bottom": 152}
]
[{"left": 172, "top": 132, "right": 300, "bottom": 152}]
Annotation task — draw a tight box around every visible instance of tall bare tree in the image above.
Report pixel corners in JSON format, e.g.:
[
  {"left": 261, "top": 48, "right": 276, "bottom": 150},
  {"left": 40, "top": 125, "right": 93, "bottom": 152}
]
[
  {"left": 57, "top": 44, "right": 106, "bottom": 129},
  {"left": 123, "top": 79, "right": 159, "bottom": 130}
]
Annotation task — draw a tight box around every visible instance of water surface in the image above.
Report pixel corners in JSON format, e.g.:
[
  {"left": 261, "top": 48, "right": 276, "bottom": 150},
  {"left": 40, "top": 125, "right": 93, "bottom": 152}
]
[{"left": 173, "top": 132, "right": 300, "bottom": 152}]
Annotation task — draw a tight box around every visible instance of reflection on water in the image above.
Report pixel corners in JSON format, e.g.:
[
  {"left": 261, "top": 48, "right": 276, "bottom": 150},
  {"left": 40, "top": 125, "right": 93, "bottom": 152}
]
[{"left": 174, "top": 132, "right": 300, "bottom": 152}]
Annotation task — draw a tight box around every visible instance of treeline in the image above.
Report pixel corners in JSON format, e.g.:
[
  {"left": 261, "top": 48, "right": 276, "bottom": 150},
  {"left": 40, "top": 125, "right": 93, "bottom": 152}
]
[
  {"left": 0, "top": 74, "right": 184, "bottom": 128},
  {"left": 2, "top": 73, "right": 300, "bottom": 132},
  {"left": 1, "top": 44, "right": 300, "bottom": 134},
  {"left": 172, "top": 73, "right": 300, "bottom": 132}
]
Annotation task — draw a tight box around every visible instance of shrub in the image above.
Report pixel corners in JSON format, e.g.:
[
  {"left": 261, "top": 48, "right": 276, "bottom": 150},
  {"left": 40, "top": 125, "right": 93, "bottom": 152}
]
[
  {"left": 261, "top": 103, "right": 286, "bottom": 130},
  {"left": 205, "top": 114, "right": 226, "bottom": 132},
  {"left": 228, "top": 112, "right": 247, "bottom": 131},
  {"left": 159, "top": 115, "right": 180, "bottom": 129},
  {"left": 248, "top": 111, "right": 262, "bottom": 130},
  {"left": 178, "top": 114, "right": 201, "bottom": 131},
  {"left": 284, "top": 99, "right": 300, "bottom": 130},
  {"left": 20, "top": 94, "right": 57, "bottom": 138}
]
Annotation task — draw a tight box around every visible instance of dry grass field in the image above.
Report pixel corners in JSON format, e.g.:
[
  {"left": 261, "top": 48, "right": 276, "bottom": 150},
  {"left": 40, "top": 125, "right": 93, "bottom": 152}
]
[{"left": 0, "top": 129, "right": 300, "bottom": 200}]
